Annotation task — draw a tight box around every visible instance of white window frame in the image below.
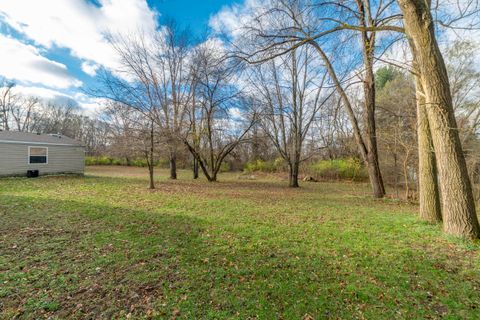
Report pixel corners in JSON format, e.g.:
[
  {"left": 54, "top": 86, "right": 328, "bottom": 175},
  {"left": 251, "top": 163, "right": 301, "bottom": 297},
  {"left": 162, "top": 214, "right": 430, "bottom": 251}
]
[{"left": 28, "top": 146, "right": 48, "bottom": 164}]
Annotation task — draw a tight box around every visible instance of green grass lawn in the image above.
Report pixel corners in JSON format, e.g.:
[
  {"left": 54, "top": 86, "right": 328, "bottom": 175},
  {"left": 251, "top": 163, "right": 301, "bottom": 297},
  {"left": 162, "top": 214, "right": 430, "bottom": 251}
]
[{"left": 1, "top": 166, "right": 480, "bottom": 319}]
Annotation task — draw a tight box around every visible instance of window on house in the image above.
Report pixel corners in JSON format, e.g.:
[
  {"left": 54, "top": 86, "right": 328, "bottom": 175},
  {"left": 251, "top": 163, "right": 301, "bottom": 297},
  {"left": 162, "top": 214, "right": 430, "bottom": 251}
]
[{"left": 29, "top": 147, "right": 48, "bottom": 164}]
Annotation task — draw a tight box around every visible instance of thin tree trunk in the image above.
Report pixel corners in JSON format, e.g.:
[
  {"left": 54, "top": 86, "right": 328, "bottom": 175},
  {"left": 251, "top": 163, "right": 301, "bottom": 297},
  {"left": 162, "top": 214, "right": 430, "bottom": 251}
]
[
  {"left": 184, "top": 141, "right": 214, "bottom": 182},
  {"left": 393, "top": 150, "right": 399, "bottom": 198},
  {"left": 148, "top": 124, "right": 155, "bottom": 190},
  {"left": 416, "top": 82, "right": 442, "bottom": 223},
  {"left": 169, "top": 151, "right": 177, "bottom": 180},
  {"left": 148, "top": 163, "right": 155, "bottom": 190},
  {"left": 403, "top": 149, "right": 411, "bottom": 200},
  {"left": 288, "top": 163, "right": 293, "bottom": 186},
  {"left": 209, "top": 162, "right": 219, "bottom": 182},
  {"left": 399, "top": 0, "right": 479, "bottom": 238},
  {"left": 289, "top": 162, "right": 300, "bottom": 188},
  {"left": 210, "top": 172, "right": 218, "bottom": 182},
  {"left": 193, "top": 156, "right": 199, "bottom": 179},
  {"left": 197, "top": 155, "right": 213, "bottom": 182}
]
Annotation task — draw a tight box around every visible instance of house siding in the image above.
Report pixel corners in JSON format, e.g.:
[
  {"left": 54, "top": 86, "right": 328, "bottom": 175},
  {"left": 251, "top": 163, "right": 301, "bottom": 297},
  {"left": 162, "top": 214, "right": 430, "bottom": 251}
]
[{"left": 0, "top": 142, "right": 85, "bottom": 176}]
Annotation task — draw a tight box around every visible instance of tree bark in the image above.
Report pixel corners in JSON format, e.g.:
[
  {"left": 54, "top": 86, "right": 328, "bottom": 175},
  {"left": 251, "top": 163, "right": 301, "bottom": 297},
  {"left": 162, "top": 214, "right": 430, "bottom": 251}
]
[
  {"left": 148, "top": 123, "right": 155, "bottom": 190},
  {"left": 169, "top": 151, "right": 177, "bottom": 180},
  {"left": 399, "top": 0, "right": 480, "bottom": 238},
  {"left": 148, "top": 164, "right": 155, "bottom": 190},
  {"left": 193, "top": 156, "right": 199, "bottom": 179},
  {"left": 210, "top": 173, "right": 218, "bottom": 182},
  {"left": 363, "top": 67, "right": 385, "bottom": 198},
  {"left": 416, "top": 81, "right": 442, "bottom": 223},
  {"left": 359, "top": 2, "right": 385, "bottom": 198},
  {"left": 366, "top": 151, "right": 385, "bottom": 198},
  {"left": 289, "top": 162, "right": 300, "bottom": 188}
]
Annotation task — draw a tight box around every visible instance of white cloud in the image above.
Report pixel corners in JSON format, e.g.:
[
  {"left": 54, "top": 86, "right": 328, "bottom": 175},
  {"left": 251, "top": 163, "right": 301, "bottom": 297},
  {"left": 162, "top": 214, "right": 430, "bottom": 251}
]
[
  {"left": 229, "top": 107, "right": 243, "bottom": 120},
  {"left": 0, "top": 34, "right": 82, "bottom": 89},
  {"left": 209, "top": 0, "right": 264, "bottom": 39},
  {"left": 14, "top": 85, "right": 72, "bottom": 100},
  {"left": 196, "top": 37, "right": 227, "bottom": 58},
  {"left": 78, "top": 96, "right": 108, "bottom": 117},
  {"left": 81, "top": 61, "right": 100, "bottom": 77},
  {"left": 0, "top": 0, "right": 159, "bottom": 72}
]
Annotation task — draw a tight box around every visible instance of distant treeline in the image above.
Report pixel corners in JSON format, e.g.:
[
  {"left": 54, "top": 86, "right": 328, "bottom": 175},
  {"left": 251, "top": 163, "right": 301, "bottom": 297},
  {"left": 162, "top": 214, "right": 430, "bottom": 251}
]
[{"left": 86, "top": 156, "right": 368, "bottom": 182}]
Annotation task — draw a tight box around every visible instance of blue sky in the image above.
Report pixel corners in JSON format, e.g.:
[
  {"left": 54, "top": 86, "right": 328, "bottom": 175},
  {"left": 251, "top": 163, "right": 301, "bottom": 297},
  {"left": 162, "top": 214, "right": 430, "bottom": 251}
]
[
  {"left": 0, "top": 0, "right": 241, "bottom": 113},
  {"left": 150, "top": 0, "right": 238, "bottom": 34}
]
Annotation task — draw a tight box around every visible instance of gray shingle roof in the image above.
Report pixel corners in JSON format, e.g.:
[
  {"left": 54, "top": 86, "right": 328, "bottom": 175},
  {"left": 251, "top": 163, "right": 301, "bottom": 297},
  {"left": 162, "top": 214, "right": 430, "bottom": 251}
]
[{"left": 0, "top": 131, "right": 83, "bottom": 146}]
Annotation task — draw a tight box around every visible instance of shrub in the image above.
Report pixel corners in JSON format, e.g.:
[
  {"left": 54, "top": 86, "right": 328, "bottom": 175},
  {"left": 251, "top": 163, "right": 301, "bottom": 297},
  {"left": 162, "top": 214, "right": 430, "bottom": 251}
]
[
  {"left": 111, "top": 158, "right": 123, "bottom": 166},
  {"left": 84, "top": 156, "right": 113, "bottom": 166},
  {"left": 130, "top": 159, "right": 148, "bottom": 167},
  {"left": 244, "top": 158, "right": 284, "bottom": 173},
  {"left": 157, "top": 158, "right": 171, "bottom": 168},
  {"left": 310, "top": 158, "right": 367, "bottom": 181},
  {"left": 219, "top": 162, "right": 231, "bottom": 173},
  {"left": 244, "top": 159, "right": 263, "bottom": 172},
  {"left": 84, "top": 156, "right": 97, "bottom": 166},
  {"left": 85, "top": 157, "right": 153, "bottom": 167},
  {"left": 99, "top": 156, "right": 114, "bottom": 165}
]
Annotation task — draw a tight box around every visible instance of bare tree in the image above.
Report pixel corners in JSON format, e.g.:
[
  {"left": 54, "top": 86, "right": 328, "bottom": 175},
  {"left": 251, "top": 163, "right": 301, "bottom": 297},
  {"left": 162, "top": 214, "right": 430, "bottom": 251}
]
[
  {"left": 143, "top": 118, "right": 157, "bottom": 189},
  {"left": 0, "top": 79, "right": 18, "bottom": 131},
  {"left": 444, "top": 41, "right": 480, "bottom": 197},
  {"left": 184, "top": 42, "right": 257, "bottom": 182},
  {"left": 376, "top": 68, "right": 420, "bottom": 200},
  {"left": 98, "top": 25, "right": 195, "bottom": 180},
  {"left": 90, "top": 31, "right": 165, "bottom": 188},
  {"left": 446, "top": 40, "right": 480, "bottom": 145},
  {"left": 248, "top": 46, "right": 332, "bottom": 187},
  {"left": 105, "top": 102, "right": 144, "bottom": 165},
  {"left": 10, "top": 96, "right": 41, "bottom": 132},
  {"left": 103, "top": 102, "right": 159, "bottom": 189},
  {"left": 152, "top": 20, "right": 192, "bottom": 179},
  {"left": 228, "top": 0, "right": 403, "bottom": 197}
]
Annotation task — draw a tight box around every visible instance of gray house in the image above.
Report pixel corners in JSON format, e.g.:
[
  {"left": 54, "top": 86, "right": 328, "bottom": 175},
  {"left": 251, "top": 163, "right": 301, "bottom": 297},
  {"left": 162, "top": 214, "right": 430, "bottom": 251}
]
[{"left": 0, "top": 131, "right": 85, "bottom": 177}]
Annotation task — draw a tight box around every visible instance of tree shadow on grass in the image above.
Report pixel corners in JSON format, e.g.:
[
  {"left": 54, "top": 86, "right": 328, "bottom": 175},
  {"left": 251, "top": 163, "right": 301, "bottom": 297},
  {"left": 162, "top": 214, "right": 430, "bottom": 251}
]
[{"left": 1, "top": 194, "right": 208, "bottom": 319}]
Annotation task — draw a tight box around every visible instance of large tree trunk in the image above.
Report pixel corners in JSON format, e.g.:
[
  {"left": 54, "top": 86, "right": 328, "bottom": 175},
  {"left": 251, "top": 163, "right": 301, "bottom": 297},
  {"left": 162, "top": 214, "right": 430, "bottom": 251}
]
[
  {"left": 399, "top": 0, "right": 480, "bottom": 238},
  {"left": 366, "top": 150, "right": 385, "bottom": 198},
  {"left": 416, "top": 81, "right": 442, "bottom": 223},
  {"left": 169, "top": 151, "right": 177, "bottom": 180}
]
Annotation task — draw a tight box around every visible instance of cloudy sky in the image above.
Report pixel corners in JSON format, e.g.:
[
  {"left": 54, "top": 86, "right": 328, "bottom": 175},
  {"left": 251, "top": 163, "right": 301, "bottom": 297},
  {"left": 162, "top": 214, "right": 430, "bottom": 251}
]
[
  {"left": 0, "top": 0, "right": 240, "bottom": 112},
  {"left": 1, "top": 0, "right": 477, "bottom": 114}
]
